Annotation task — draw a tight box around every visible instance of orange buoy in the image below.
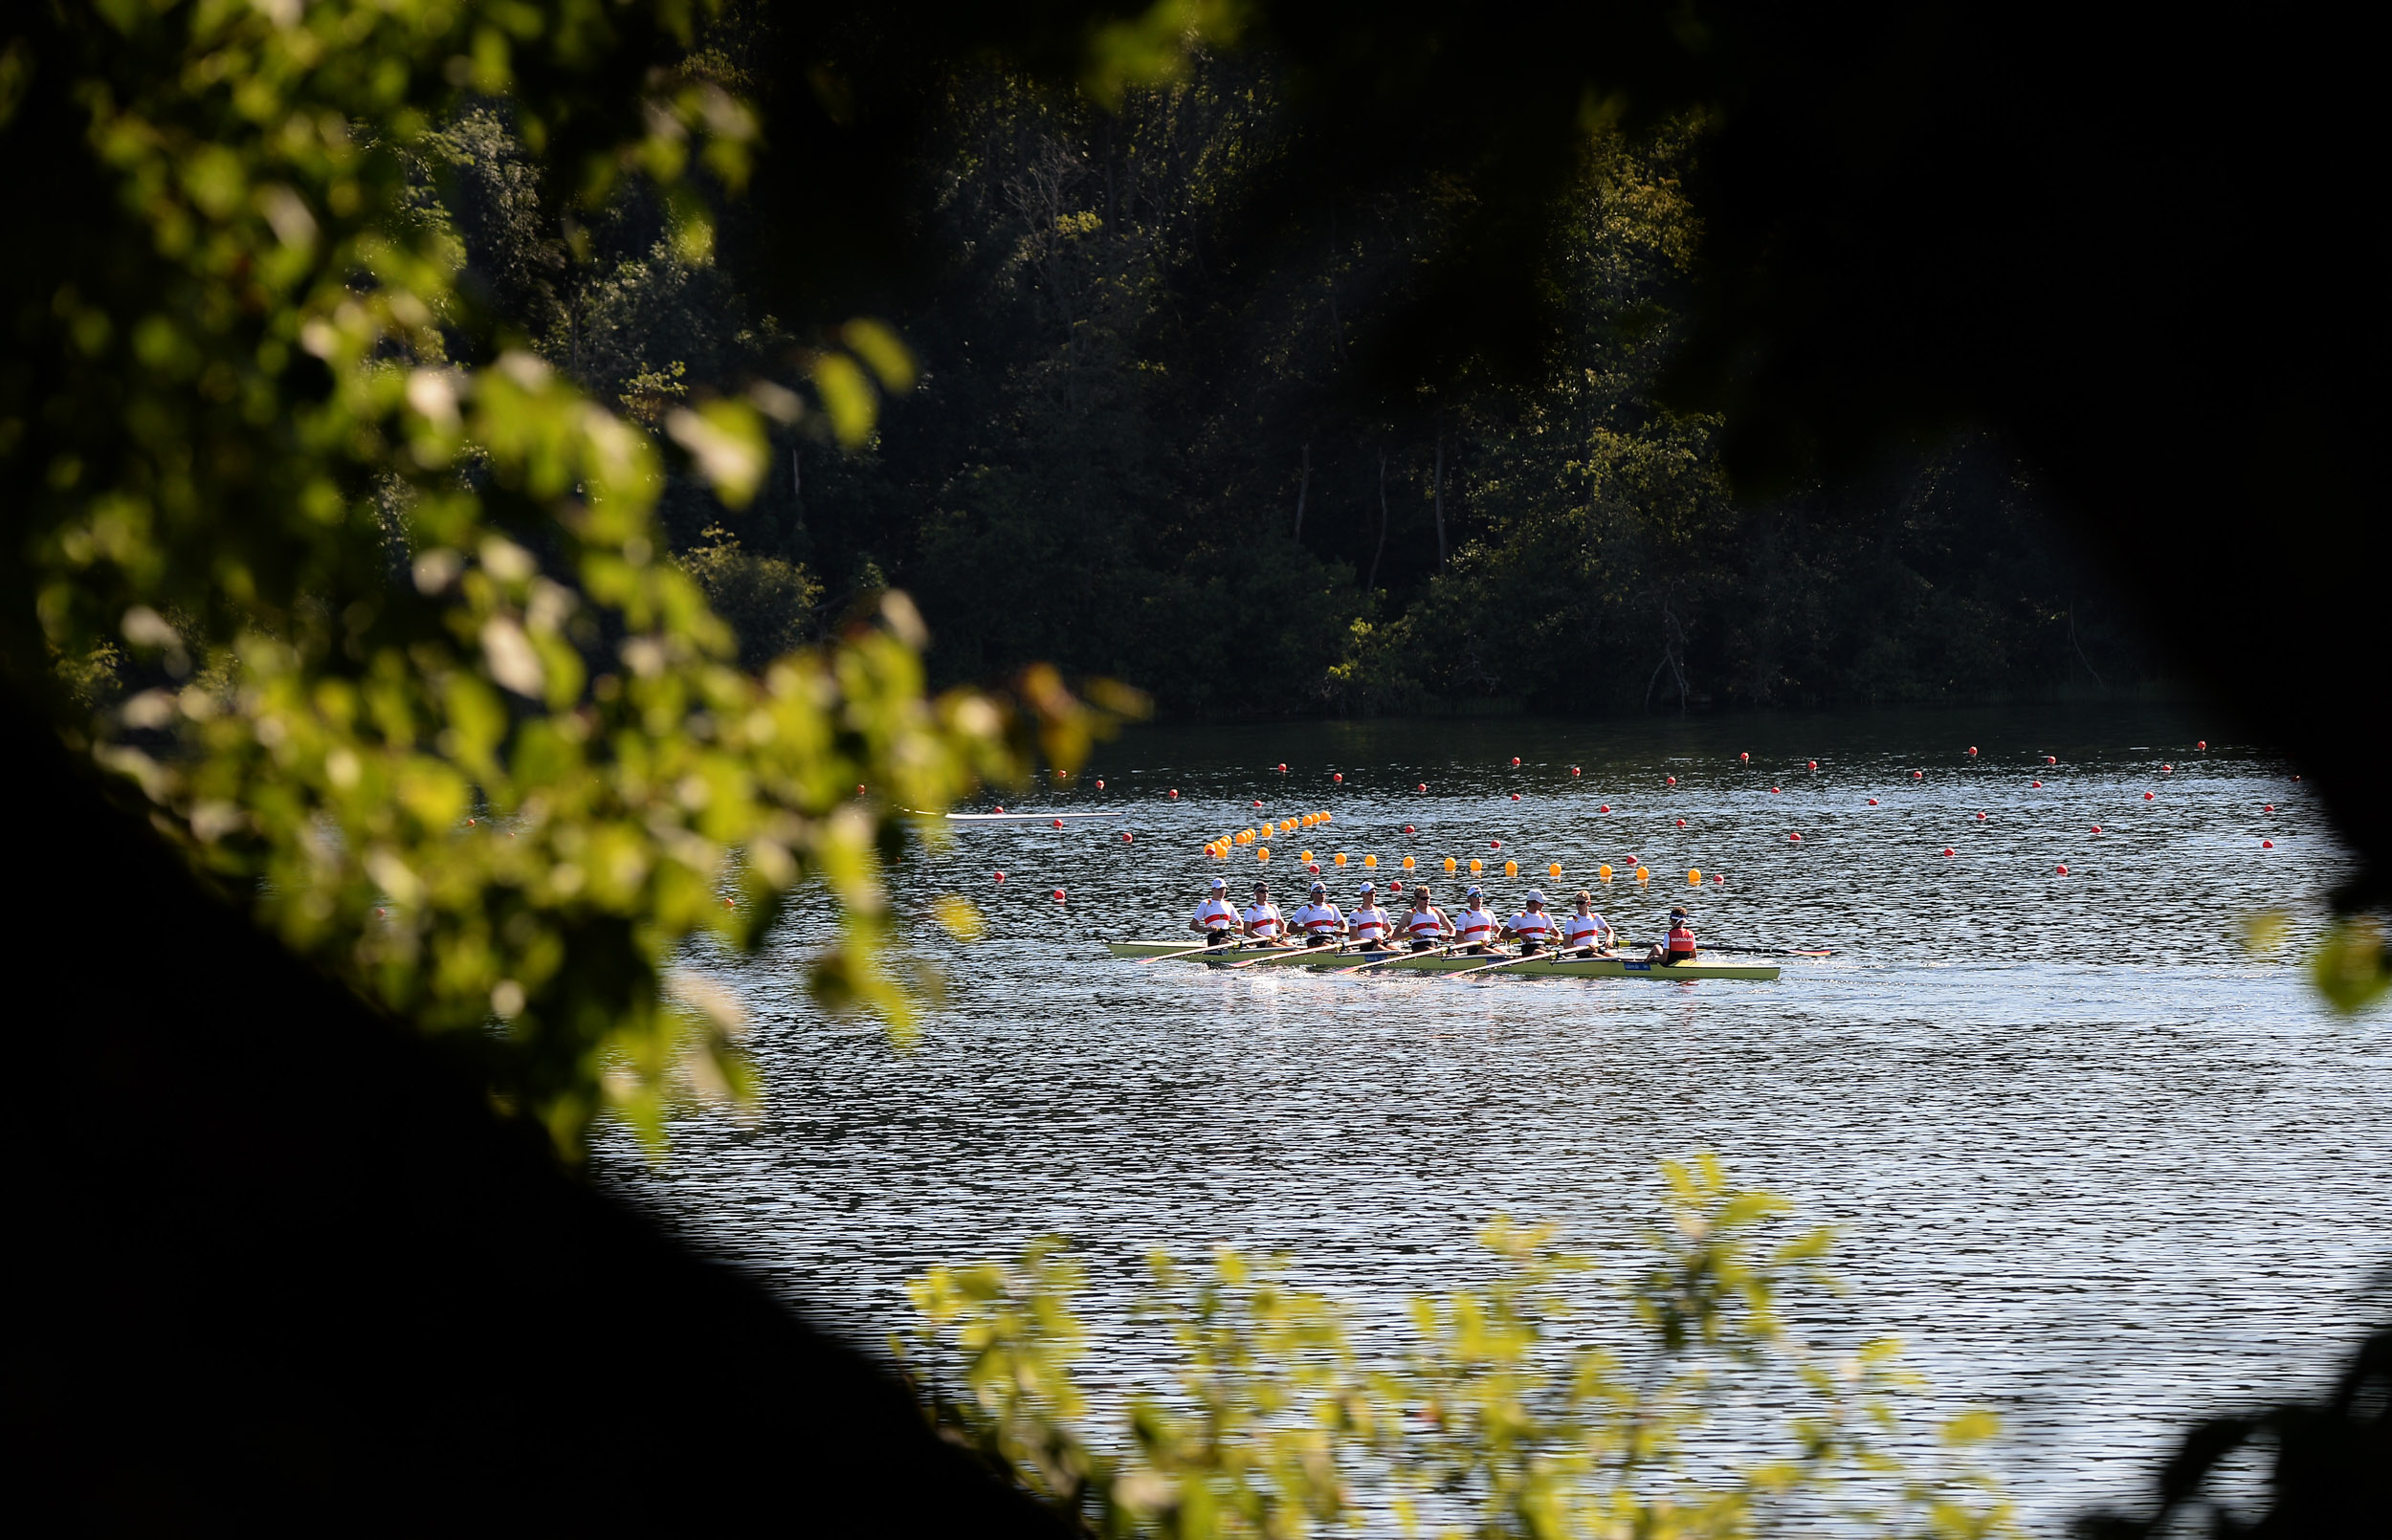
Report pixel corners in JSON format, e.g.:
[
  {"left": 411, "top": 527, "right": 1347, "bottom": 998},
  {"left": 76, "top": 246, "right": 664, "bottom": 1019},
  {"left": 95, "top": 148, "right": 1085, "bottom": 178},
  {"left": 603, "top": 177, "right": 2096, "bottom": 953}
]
[
  {"left": 1402, "top": 855, "right": 1415, "bottom": 869},
  {"left": 1469, "top": 858, "right": 1483, "bottom": 873},
  {"left": 1443, "top": 856, "right": 1456, "bottom": 871},
  {"left": 1504, "top": 860, "right": 1518, "bottom": 876}
]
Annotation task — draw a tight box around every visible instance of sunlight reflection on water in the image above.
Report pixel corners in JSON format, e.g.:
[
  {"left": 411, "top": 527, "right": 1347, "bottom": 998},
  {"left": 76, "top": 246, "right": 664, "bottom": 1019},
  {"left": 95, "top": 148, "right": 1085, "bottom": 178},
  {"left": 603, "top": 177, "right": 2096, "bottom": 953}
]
[{"left": 601, "top": 704, "right": 2388, "bottom": 1531}]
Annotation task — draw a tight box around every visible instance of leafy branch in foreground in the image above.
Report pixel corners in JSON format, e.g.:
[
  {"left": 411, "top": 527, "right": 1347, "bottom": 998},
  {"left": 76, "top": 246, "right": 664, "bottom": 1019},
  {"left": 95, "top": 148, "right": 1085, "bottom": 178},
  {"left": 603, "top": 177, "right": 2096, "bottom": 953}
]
[{"left": 902, "top": 1155, "right": 2015, "bottom": 1539}]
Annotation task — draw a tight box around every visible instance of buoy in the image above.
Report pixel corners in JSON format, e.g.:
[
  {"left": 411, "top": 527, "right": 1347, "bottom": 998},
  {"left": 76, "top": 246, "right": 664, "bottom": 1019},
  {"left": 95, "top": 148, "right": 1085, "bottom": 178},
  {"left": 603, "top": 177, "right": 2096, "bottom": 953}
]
[
  {"left": 2161, "top": 764, "right": 2173, "bottom": 774},
  {"left": 2262, "top": 839, "right": 2274, "bottom": 848},
  {"left": 1975, "top": 812, "right": 1986, "bottom": 822},
  {"left": 1470, "top": 858, "right": 1483, "bottom": 873},
  {"left": 1674, "top": 818, "right": 1686, "bottom": 827},
  {"left": 466, "top": 818, "right": 476, "bottom": 826},
  {"left": 1548, "top": 863, "right": 1561, "bottom": 878},
  {"left": 1942, "top": 847, "right": 1955, "bottom": 857},
  {"left": 1967, "top": 746, "right": 1978, "bottom": 757},
  {"left": 1252, "top": 800, "right": 1263, "bottom": 808},
  {"left": 2092, "top": 825, "right": 2102, "bottom": 835},
  {"left": 1712, "top": 874, "right": 1725, "bottom": 885},
  {"left": 1277, "top": 762, "right": 1288, "bottom": 773},
  {"left": 2197, "top": 739, "right": 2207, "bottom": 750},
  {"left": 1770, "top": 786, "right": 1781, "bottom": 794},
  {"left": 2031, "top": 780, "right": 2043, "bottom": 788},
  {"left": 1739, "top": 752, "right": 1750, "bottom": 762},
  {"left": 1308, "top": 863, "right": 1320, "bottom": 873},
  {"left": 1052, "top": 888, "right": 1065, "bottom": 901},
  {"left": 1403, "top": 825, "right": 1416, "bottom": 834},
  {"left": 2055, "top": 864, "right": 2069, "bottom": 875},
  {"left": 2045, "top": 756, "right": 2057, "bottom": 765},
  {"left": 2143, "top": 792, "right": 2154, "bottom": 802},
  {"left": 1334, "top": 852, "right": 1347, "bottom": 866},
  {"left": 1571, "top": 766, "right": 1582, "bottom": 776},
  {"left": 1511, "top": 793, "right": 1520, "bottom": 801},
  {"left": 1788, "top": 832, "right": 1802, "bottom": 842},
  {"left": 2264, "top": 804, "right": 2274, "bottom": 813},
  {"left": 856, "top": 783, "right": 866, "bottom": 796},
  {"left": 1504, "top": 860, "right": 1518, "bottom": 877},
  {"left": 1417, "top": 782, "right": 1429, "bottom": 793},
  {"left": 1867, "top": 798, "right": 1879, "bottom": 805},
  {"left": 1052, "top": 818, "right": 1064, "bottom": 828},
  {"left": 1666, "top": 776, "right": 1677, "bottom": 786},
  {"left": 2293, "top": 775, "right": 2301, "bottom": 781},
  {"left": 723, "top": 895, "right": 735, "bottom": 909},
  {"left": 1510, "top": 757, "right": 1521, "bottom": 767},
  {"left": 1333, "top": 773, "right": 1343, "bottom": 783},
  {"left": 374, "top": 907, "right": 386, "bottom": 916},
  {"left": 1169, "top": 789, "right": 1179, "bottom": 799},
  {"left": 1096, "top": 779, "right": 1105, "bottom": 789},
  {"left": 1444, "top": 857, "right": 1457, "bottom": 872},
  {"left": 1363, "top": 854, "right": 1377, "bottom": 868},
  {"left": 1598, "top": 864, "right": 1613, "bottom": 881},
  {"left": 1122, "top": 831, "right": 1133, "bottom": 843},
  {"left": 989, "top": 870, "right": 1005, "bottom": 883},
  {"left": 1257, "top": 847, "right": 1270, "bottom": 862},
  {"left": 1688, "top": 869, "right": 1701, "bottom": 885},
  {"left": 1489, "top": 840, "right": 1502, "bottom": 849},
  {"left": 1299, "top": 849, "right": 1312, "bottom": 862},
  {"left": 1634, "top": 866, "right": 1650, "bottom": 882},
  {"left": 1807, "top": 760, "right": 1818, "bottom": 770},
  {"left": 994, "top": 805, "right": 1006, "bottom": 814},
  {"left": 1912, "top": 770, "right": 1923, "bottom": 781},
  {"left": 1403, "top": 855, "right": 1416, "bottom": 869},
  {"left": 1598, "top": 803, "right": 1610, "bottom": 813}
]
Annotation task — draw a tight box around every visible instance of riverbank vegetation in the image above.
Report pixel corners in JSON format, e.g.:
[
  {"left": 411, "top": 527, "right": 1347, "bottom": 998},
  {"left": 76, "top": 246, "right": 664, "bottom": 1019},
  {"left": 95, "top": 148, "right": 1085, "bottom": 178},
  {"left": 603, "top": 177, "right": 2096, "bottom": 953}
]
[{"left": 906, "top": 1156, "right": 2013, "bottom": 1538}]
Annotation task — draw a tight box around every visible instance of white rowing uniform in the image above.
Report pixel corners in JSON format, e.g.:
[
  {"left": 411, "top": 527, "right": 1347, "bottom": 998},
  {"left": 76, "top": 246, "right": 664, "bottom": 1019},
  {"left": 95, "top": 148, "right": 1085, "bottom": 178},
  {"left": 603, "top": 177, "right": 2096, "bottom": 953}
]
[
  {"left": 1348, "top": 904, "right": 1393, "bottom": 944},
  {"left": 1561, "top": 912, "right": 1611, "bottom": 950},
  {"left": 1289, "top": 901, "right": 1343, "bottom": 937},
  {"left": 1192, "top": 897, "right": 1239, "bottom": 936},
  {"left": 1452, "top": 905, "right": 1498, "bottom": 946},
  {"left": 1243, "top": 901, "right": 1286, "bottom": 938},
  {"left": 1509, "top": 910, "right": 1556, "bottom": 943},
  {"left": 1404, "top": 908, "right": 1448, "bottom": 940}
]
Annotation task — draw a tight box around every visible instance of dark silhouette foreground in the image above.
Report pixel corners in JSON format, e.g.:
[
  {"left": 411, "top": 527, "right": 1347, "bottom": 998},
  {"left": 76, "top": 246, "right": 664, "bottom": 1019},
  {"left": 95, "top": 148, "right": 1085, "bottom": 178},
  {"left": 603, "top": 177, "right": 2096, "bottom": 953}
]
[{"left": 2, "top": 700, "right": 1056, "bottom": 1533}]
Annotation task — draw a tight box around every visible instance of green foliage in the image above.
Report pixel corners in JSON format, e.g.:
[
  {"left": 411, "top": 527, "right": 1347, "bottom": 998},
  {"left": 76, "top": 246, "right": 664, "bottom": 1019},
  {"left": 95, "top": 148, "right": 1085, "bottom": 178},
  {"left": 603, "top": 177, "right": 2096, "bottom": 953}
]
[
  {"left": 904, "top": 1156, "right": 2016, "bottom": 1538},
  {"left": 0, "top": 0, "right": 1141, "bottom": 1152}
]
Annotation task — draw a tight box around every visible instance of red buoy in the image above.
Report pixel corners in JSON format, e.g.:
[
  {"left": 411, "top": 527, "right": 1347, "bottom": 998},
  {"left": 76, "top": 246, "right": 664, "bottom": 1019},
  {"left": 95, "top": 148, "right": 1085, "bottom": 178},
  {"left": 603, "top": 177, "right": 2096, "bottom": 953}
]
[
  {"left": 993, "top": 871, "right": 1006, "bottom": 883},
  {"left": 1052, "top": 818, "right": 1064, "bottom": 828},
  {"left": 1417, "top": 782, "right": 1428, "bottom": 793},
  {"left": 1333, "top": 773, "right": 1343, "bottom": 783},
  {"left": 1571, "top": 766, "right": 1582, "bottom": 776},
  {"left": 1122, "top": 831, "right": 1133, "bottom": 842},
  {"left": 1739, "top": 752, "right": 1750, "bottom": 762},
  {"left": 2197, "top": 739, "right": 2208, "bottom": 750},
  {"left": 1666, "top": 776, "right": 1677, "bottom": 786},
  {"left": 1096, "top": 779, "right": 1105, "bottom": 789},
  {"left": 2143, "top": 791, "right": 2155, "bottom": 802},
  {"left": 2264, "top": 804, "right": 2274, "bottom": 813},
  {"left": 1942, "top": 847, "right": 1955, "bottom": 857},
  {"left": 1052, "top": 889, "right": 1066, "bottom": 901},
  {"left": 2262, "top": 839, "right": 2274, "bottom": 848},
  {"left": 1807, "top": 759, "right": 1818, "bottom": 770},
  {"left": 1169, "top": 789, "right": 1179, "bottom": 798},
  {"left": 856, "top": 783, "right": 866, "bottom": 796},
  {"left": 1975, "top": 812, "right": 1987, "bottom": 822},
  {"left": 2046, "top": 756, "right": 2057, "bottom": 765},
  {"left": 1490, "top": 840, "right": 1502, "bottom": 849},
  {"left": 2031, "top": 780, "right": 2043, "bottom": 788},
  {"left": 2056, "top": 864, "right": 2070, "bottom": 875},
  {"left": 1253, "top": 800, "right": 1263, "bottom": 807},
  {"left": 2092, "top": 825, "right": 2103, "bottom": 835},
  {"left": 1598, "top": 803, "right": 1610, "bottom": 813},
  {"left": 994, "top": 805, "right": 1006, "bottom": 814},
  {"left": 1276, "top": 762, "right": 1288, "bottom": 773},
  {"left": 1770, "top": 785, "right": 1781, "bottom": 794},
  {"left": 2162, "top": 764, "right": 2173, "bottom": 774},
  {"left": 1967, "top": 746, "right": 1979, "bottom": 757},
  {"left": 1510, "top": 757, "right": 1521, "bottom": 767},
  {"left": 1510, "top": 792, "right": 1520, "bottom": 801},
  {"left": 1403, "top": 825, "right": 1415, "bottom": 833},
  {"left": 1675, "top": 818, "right": 1687, "bottom": 827},
  {"left": 1789, "top": 832, "right": 1803, "bottom": 842},
  {"left": 1867, "top": 798, "right": 1879, "bottom": 805}
]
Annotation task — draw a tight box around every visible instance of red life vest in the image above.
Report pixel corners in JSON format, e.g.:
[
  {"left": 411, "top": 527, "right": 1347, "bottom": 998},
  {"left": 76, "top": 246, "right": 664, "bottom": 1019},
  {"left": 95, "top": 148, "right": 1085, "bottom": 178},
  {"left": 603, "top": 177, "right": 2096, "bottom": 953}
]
[{"left": 1666, "top": 924, "right": 1696, "bottom": 955}]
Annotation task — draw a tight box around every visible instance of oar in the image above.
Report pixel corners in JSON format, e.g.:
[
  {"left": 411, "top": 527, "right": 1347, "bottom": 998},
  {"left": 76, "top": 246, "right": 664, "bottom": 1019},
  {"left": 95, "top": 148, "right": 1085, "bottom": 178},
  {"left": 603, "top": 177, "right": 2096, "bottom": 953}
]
[
  {"left": 1441, "top": 944, "right": 1601, "bottom": 978},
  {"left": 1693, "top": 945, "right": 1833, "bottom": 957},
  {"left": 1139, "top": 937, "right": 1242, "bottom": 964},
  {"left": 1223, "top": 939, "right": 1342, "bottom": 969},
  {"left": 1331, "top": 939, "right": 1472, "bottom": 976}
]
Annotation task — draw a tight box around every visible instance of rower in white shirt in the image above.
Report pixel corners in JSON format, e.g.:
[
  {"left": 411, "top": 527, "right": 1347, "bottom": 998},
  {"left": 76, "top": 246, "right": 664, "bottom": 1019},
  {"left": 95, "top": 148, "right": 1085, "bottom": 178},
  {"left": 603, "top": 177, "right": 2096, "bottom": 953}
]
[
  {"left": 1502, "top": 890, "right": 1559, "bottom": 954},
  {"left": 1287, "top": 881, "right": 1345, "bottom": 948},
  {"left": 1451, "top": 887, "right": 1499, "bottom": 955},
  {"left": 1560, "top": 890, "right": 1614, "bottom": 955},
  {"left": 1241, "top": 881, "right": 1289, "bottom": 946},
  {"left": 1346, "top": 882, "right": 1394, "bottom": 951},
  {"left": 1401, "top": 885, "right": 1452, "bottom": 950},
  {"left": 1188, "top": 877, "right": 1241, "bottom": 947}
]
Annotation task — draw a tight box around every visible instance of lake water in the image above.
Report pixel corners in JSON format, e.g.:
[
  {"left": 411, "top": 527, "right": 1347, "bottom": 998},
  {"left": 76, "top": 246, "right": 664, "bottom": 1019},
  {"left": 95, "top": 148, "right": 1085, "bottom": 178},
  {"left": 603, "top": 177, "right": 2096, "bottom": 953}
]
[{"left": 600, "top": 703, "right": 2389, "bottom": 1531}]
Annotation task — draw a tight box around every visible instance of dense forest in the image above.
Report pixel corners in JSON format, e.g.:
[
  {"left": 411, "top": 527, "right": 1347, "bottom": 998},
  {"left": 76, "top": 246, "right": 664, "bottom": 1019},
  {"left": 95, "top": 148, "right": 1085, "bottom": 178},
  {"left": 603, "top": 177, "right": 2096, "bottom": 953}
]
[{"left": 426, "top": 41, "right": 2150, "bottom": 717}]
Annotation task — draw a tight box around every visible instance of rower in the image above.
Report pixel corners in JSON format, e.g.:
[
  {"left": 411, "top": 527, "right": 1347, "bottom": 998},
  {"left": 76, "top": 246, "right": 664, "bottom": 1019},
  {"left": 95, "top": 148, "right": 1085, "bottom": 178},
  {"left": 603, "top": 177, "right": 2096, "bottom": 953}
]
[
  {"left": 1560, "top": 890, "right": 1613, "bottom": 956},
  {"left": 1502, "top": 890, "right": 1557, "bottom": 954},
  {"left": 1401, "top": 885, "right": 1451, "bottom": 951},
  {"left": 1288, "top": 881, "right": 1345, "bottom": 948},
  {"left": 1242, "top": 881, "right": 1289, "bottom": 946},
  {"left": 1347, "top": 882, "right": 1393, "bottom": 951},
  {"left": 1451, "top": 887, "right": 1499, "bottom": 955},
  {"left": 1189, "top": 877, "right": 1240, "bottom": 947},
  {"left": 1646, "top": 906, "right": 1698, "bottom": 965}
]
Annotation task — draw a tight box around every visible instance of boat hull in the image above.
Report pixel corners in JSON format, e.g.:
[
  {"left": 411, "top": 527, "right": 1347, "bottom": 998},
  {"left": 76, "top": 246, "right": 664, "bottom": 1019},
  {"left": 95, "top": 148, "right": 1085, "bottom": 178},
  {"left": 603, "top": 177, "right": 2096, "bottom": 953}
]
[{"left": 1103, "top": 940, "right": 1779, "bottom": 981}]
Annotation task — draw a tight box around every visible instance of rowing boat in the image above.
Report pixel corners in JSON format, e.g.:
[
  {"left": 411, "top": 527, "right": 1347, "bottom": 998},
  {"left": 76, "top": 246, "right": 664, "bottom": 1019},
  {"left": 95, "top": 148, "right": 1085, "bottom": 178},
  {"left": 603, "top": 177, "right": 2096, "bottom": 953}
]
[{"left": 1104, "top": 940, "right": 1780, "bottom": 980}]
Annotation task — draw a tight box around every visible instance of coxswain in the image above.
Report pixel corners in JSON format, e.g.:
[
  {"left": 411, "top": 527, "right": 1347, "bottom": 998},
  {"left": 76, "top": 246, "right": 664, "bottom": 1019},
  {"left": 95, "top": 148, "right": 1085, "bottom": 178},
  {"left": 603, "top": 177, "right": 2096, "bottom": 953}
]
[
  {"left": 1242, "top": 881, "right": 1289, "bottom": 946},
  {"left": 1347, "top": 882, "right": 1394, "bottom": 950},
  {"left": 1288, "top": 881, "right": 1345, "bottom": 948},
  {"left": 1401, "top": 885, "right": 1452, "bottom": 951},
  {"left": 1451, "top": 887, "right": 1499, "bottom": 954},
  {"left": 1189, "top": 877, "right": 1240, "bottom": 946},
  {"left": 1646, "top": 906, "right": 1698, "bottom": 964},
  {"left": 1561, "top": 891, "right": 1613, "bottom": 956},
  {"left": 1503, "top": 890, "right": 1557, "bottom": 954}
]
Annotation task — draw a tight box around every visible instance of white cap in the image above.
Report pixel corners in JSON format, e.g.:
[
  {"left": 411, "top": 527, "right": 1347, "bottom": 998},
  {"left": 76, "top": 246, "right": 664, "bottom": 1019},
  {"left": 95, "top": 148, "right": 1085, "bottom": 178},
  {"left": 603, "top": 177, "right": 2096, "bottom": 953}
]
[
  {"left": 1466, "top": 886, "right": 1482, "bottom": 898},
  {"left": 1358, "top": 880, "right": 1375, "bottom": 892},
  {"left": 1309, "top": 881, "right": 1326, "bottom": 893},
  {"left": 1525, "top": 890, "right": 1544, "bottom": 904},
  {"left": 1209, "top": 877, "right": 1227, "bottom": 891}
]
